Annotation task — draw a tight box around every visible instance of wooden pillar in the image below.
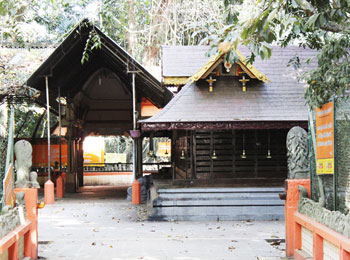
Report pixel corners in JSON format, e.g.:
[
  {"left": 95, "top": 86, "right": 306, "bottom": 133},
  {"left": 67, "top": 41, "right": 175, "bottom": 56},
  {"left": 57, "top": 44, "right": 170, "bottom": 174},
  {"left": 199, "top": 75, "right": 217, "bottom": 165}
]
[
  {"left": 77, "top": 138, "right": 84, "bottom": 187},
  {"left": 171, "top": 131, "right": 177, "bottom": 179},
  {"left": 192, "top": 130, "right": 196, "bottom": 180},
  {"left": 254, "top": 130, "right": 258, "bottom": 178},
  {"left": 232, "top": 129, "right": 236, "bottom": 177},
  {"left": 137, "top": 137, "right": 142, "bottom": 178},
  {"left": 210, "top": 131, "right": 214, "bottom": 178}
]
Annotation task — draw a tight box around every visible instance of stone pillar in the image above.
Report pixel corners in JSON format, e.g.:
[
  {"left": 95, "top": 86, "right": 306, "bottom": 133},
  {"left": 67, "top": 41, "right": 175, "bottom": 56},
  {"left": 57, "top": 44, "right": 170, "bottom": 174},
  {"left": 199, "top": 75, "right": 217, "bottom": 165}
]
[
  {"left": 14, "top": 188, "right": 38, "bottom": 260},
  {"left": 285, "top": 179, "right": 311, "bottom": 257}
]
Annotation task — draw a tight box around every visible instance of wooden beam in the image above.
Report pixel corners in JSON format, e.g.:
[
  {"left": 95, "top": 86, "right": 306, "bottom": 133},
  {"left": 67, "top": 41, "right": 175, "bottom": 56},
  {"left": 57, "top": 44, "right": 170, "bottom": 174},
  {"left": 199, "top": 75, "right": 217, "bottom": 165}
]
[{"left": 141, "top": 121, "right": 308, "bottom": 131}]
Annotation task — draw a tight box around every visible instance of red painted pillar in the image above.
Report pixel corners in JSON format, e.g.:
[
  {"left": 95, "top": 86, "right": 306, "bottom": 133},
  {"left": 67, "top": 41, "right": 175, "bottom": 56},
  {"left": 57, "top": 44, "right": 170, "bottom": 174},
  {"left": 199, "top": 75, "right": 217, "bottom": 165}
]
[
  {"left": 132, "top": 180, "right": 141, "bottom": 205},
  {"left": 56, "top": 175, "right": 64, "bottom": 198},
  {"left": 62, "top": 172, "right": 66, "bottom": 194},
  {"left": 8, "top": 241, "right": 18, "bottom": 260},
  {"left": 14, "top": 188, "right": 38, "bottom": 260},
  {"left": 44, "top": 180, "right": 55, "bottom": 204},
  {"left": 313, "top": 233, "right": 323, "bottom": 260},
  {"left": 285, "top": 179, "right": 311, "bottom": 257},
  {"left": 340, "top": 246, "right": 350, "bottom": 260}
]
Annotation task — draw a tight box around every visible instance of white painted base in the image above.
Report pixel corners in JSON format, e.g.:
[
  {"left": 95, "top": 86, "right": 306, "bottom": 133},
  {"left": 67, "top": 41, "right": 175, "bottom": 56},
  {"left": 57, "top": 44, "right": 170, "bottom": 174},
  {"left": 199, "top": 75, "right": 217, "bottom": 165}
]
[{"left": 83, "top": 174, "right": 133, "bottom": 186}]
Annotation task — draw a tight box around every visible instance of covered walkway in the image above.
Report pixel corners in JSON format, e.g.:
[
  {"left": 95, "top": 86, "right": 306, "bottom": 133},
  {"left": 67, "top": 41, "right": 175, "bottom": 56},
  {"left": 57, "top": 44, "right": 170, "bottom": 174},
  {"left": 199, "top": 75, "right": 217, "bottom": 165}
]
[{"left": 38, "top": 186, "right": 286, "bottom": 260}]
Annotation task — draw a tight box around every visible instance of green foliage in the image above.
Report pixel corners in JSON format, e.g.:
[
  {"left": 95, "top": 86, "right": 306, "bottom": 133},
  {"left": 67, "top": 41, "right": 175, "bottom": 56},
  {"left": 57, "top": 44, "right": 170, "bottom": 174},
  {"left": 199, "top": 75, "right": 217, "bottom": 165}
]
[
  {"left": 214, "top": 0, "right": 350, "bottom": 107},
  {"left": 305, "top": 35, "right": 350, "bottom": 107},
  {"left": 81, "top": 24, "right": 102, "bottom": 64}
]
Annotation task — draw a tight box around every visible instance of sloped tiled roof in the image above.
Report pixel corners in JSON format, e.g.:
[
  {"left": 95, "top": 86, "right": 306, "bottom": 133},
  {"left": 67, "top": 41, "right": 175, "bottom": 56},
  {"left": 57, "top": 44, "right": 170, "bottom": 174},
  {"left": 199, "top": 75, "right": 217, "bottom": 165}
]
[{"left": 142, "top": 45, "right": 318, "bottom": 130}]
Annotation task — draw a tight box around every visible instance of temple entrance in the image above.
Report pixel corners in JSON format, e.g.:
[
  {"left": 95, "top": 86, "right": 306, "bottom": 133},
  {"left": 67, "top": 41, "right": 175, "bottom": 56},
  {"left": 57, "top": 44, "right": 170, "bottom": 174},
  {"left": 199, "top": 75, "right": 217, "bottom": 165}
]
[{"left": 26, "top": 20, "right": 172, "bottom": 193}]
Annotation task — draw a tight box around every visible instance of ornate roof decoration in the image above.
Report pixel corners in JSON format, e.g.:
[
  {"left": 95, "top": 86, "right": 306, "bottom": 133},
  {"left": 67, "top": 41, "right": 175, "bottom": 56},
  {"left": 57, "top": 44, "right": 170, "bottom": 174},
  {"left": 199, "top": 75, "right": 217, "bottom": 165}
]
[{"left": 188, "top": 49, "right": 270, "bottom": 84}]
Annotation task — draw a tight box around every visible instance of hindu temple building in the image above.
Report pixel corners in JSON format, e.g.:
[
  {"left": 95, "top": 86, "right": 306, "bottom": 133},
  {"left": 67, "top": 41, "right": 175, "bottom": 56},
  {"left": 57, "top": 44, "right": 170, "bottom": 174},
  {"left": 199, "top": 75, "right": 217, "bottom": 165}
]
[
  {"left": 142, "top": 46, "right": 317, "bottom": 184},
  {"left": 140, "top": 45, "right": 317, "bottom": 220}
]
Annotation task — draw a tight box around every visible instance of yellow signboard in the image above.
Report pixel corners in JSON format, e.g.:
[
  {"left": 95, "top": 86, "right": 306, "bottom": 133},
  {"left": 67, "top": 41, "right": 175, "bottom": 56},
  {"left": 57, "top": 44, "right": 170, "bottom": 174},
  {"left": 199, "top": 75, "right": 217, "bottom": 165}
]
[
  {"left": 316, "top": 101, "right": 334, "bottom": 175},
  {"left": 3, "top": 164, "right": 14, "bottom": 207}
]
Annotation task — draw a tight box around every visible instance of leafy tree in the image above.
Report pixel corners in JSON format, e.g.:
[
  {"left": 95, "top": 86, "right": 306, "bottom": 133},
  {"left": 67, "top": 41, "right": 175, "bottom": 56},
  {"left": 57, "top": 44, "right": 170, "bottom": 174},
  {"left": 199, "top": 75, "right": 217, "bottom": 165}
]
[{"left": 211, "top": 0, "right": 350, "bottom": 107}]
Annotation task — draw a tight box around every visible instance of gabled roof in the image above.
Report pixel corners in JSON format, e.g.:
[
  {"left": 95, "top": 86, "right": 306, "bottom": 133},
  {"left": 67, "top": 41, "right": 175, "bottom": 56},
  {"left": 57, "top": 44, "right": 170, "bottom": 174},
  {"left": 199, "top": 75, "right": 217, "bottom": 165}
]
[
  {"left": 188, "top": 48, "right": 270, "bottom": 83},
  {"left": 27, "top": 19, "right": 173, "bottom": 111},
  {"left": 142, "top": 45, "right": 318, "bottom": 131}
]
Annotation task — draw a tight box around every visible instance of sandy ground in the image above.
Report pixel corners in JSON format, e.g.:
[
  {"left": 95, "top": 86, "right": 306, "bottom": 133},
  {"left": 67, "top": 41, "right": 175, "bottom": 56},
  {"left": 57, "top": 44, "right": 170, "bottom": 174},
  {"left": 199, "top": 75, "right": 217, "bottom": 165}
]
[{"left": 38, "top": 186, "right": 287, "bottom": 260}]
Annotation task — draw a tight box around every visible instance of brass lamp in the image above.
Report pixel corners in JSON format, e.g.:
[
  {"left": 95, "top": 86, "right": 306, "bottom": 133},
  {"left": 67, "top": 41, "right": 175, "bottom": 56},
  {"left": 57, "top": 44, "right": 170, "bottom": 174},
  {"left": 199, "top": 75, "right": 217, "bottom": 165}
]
[
  {"left": 266, "top": 131, "right": 272, "bottom": 159},
  {"left": 240, "top": 149, "right": 246, "bottom": 159},
  {"left": 206, "top": 75, "right": 216, "bottom": 92},
  {"left": 211, "top": 132, "right": 217, "bottom": 159},
  {"left": 211, "top": 149, "right": 217, "bottom": 160},
  {"left": 180, "top": 149, "right": 186, "bottom": 160},
  {"left": 241, "top": 132, "right": 247, "bottom": 159},
  {"left": 239, "top": 75, "right": 250, "bottom": 92},
  {"left": 266, "top": 149, "right": 272, "bottom": 159}
]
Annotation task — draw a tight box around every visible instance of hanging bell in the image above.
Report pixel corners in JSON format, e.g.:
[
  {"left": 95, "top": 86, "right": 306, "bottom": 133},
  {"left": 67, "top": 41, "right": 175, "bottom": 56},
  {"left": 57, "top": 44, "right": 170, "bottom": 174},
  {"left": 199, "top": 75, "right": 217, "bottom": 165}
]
[
  {"left": 180, "top": 149, "right": 186, "bottom": 160},
  {"left": 211, "top": 150, "right": 217, "bottom": 160},
  {"left": 266, "top": 149, "right": 272, "bottom": 159},
  {"left": 240, "top": 149, "right": 246, "bottom": 159}
]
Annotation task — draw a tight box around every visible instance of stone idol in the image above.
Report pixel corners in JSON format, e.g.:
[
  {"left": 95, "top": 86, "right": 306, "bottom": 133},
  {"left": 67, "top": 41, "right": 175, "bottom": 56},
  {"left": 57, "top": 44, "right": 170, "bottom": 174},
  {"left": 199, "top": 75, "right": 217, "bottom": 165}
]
[{"left": 14, "top": 140, "right": 40, "bottom": 188}]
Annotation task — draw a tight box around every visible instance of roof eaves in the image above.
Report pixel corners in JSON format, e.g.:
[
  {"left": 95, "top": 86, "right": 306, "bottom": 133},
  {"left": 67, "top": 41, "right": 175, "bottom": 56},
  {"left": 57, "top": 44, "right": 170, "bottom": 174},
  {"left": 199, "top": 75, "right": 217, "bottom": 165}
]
[{"left": 235, "top": 49, "right": 271, "bottom": 83}]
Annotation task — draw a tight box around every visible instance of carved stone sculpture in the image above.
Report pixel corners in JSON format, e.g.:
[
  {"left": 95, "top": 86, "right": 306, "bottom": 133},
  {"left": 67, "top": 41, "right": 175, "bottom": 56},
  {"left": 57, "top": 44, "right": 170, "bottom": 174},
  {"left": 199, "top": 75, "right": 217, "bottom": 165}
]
[
  {"left": 14, "top": 140, "right": 32, "bottom": 188},
  {"left": 29, "top": 171, "right": 40, "bottom": 188},
  {"left": 14, "top": 140, "right": 39, "bottom": 188},
  {"left": 15, "top": 192, "right": 26, "bottom": 224},
  {"left": 286, "top": 126, "right": 309, "bottom": 179},
  {"left": 298, "top": 196, "right": 350, "bottom": 238}
]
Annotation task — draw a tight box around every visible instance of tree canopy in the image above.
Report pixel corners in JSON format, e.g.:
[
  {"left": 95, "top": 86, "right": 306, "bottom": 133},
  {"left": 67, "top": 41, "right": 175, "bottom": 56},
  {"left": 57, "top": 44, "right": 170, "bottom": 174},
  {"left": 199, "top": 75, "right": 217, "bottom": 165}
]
[
  {"left": 1, "top": 0, "right": 349, "bottom": 107},
  {"left": 211, "top": 0, "right": 350, "bottom": 107}
]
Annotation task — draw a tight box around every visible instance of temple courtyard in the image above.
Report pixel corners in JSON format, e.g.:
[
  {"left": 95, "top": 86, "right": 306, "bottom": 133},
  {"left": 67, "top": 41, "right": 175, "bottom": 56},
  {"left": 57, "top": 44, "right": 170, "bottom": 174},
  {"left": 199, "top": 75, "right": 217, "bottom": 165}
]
[{"left": 38, "top": 186, "right": 286, "bottom": 260}]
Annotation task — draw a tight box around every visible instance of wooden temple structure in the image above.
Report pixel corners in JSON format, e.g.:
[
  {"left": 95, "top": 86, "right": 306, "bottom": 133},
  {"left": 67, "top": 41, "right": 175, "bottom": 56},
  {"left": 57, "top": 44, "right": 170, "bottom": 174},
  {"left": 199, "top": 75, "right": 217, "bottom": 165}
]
[
  {"left": 141, "top": 46, "right": 317, "bottom": 186},
  {"left": 24, "top": 18, "right": 318, "bottom": 192},
  {"left": 26, "top": 19, "right": 173, "bottom": 191}
]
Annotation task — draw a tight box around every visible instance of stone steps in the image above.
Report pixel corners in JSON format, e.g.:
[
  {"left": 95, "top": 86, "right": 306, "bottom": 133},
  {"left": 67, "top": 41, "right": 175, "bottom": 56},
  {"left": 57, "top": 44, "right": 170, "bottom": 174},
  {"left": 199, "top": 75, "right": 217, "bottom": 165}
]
[{"left": 150, "top": 187, "right": 285, "bottom": 221}]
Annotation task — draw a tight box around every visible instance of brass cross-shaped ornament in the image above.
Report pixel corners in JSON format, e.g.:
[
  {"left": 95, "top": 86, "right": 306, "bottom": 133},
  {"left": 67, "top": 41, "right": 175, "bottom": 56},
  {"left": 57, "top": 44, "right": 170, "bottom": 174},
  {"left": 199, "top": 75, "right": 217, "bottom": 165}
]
[
  {"left": 206, "top": 75, "right": 216, "bottom": 92},
  {"left": 239, "top": 75, "right": 250, "bottom": 92}
]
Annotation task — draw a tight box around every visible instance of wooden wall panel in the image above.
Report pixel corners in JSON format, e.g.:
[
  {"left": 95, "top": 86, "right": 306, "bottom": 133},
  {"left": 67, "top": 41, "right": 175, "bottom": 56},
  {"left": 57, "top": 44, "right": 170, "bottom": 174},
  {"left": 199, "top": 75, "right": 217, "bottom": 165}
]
[{"left": 191, "top": 129, "right": 288, "bottom": 180}]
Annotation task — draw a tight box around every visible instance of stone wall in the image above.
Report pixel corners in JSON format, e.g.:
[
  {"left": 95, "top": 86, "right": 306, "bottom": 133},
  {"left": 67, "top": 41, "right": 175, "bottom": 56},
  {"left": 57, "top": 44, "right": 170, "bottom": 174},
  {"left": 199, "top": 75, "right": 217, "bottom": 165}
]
[
  {"left": 0, "top": 207, "right": 21, "bottom": 238},
  {"left": 298, "top": 197, "right": 350, "bottom": 238},
  {"left": 334, "top": 118, "right": 350, "bottom": 212}
]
